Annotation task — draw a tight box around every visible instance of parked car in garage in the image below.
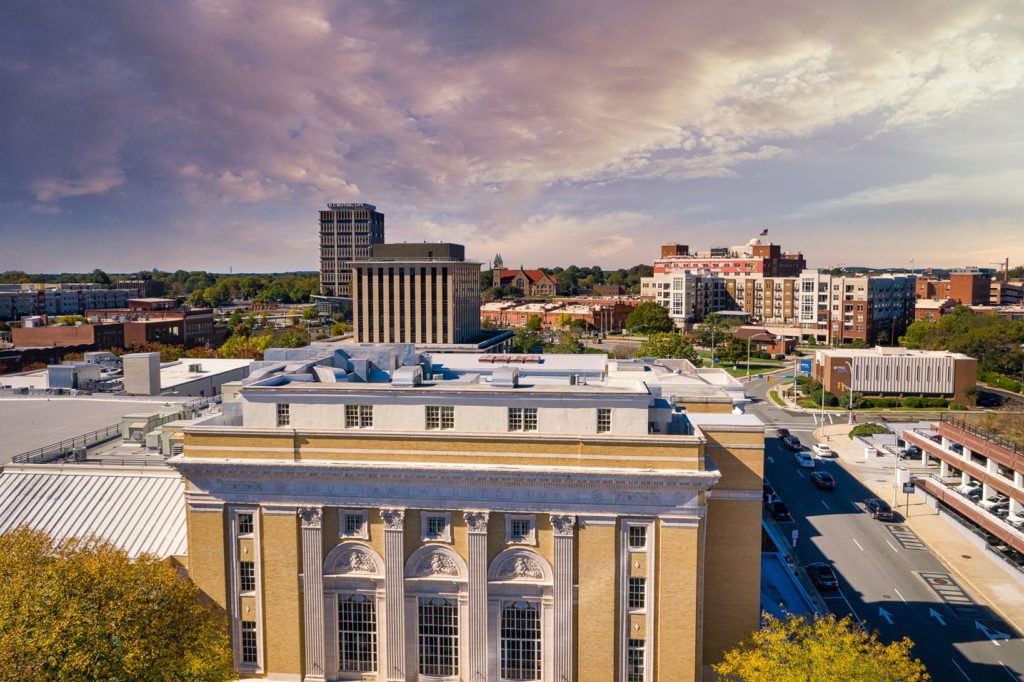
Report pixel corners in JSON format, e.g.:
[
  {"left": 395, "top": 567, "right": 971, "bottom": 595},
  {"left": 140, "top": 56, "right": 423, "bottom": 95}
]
[
  {"left": 865, "top": 498, "right": 894, "bottom": 521},
  {"left": 898, "top": 445, "right": 921, "bottom": 460},
  {"left": 806, "top": 563, "right": 839, "bottom": 590},
  {"left": 810, "top": 471, "right": 836, "bottom": 490}
]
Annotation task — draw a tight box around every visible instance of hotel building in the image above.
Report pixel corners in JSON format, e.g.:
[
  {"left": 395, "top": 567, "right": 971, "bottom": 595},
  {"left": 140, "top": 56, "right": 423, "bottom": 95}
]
[{"left": 172, "top": 343, "right": 763, "bottom": 681}]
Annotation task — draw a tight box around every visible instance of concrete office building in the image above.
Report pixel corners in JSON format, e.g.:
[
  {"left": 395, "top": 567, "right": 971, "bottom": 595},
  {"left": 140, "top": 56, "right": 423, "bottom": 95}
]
[
  {"left": 813, "top": 347, "right": 977, "bottom": 405},
  {"left": 351, "top": 243, "right": 481, "bottom": 345},
  {"left": 171, "top": 343, "right": 763, "bottom": 681},
  {"left": 320, "top": 203, "right": 386, "bottom": 296}
]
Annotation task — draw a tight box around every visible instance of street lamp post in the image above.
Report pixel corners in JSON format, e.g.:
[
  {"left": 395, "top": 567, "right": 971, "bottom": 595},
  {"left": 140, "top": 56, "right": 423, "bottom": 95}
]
[
  {"left": 837, "top": 364, "right": 855, "bottom": 424},
  {"left": 746, "top": 336, "right": 752, "bottom": 381}
]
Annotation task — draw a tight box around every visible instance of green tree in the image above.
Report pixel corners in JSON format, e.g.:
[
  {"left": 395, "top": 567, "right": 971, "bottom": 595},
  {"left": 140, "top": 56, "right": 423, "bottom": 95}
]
[
  {"left": 54, "top": 315, "right": 91, "bottom": 326},
  {"left": 276, "top": 329, "right": 309, "bottom": 348},
  {"left": 556, "top": 313, "right": 572, "bottom": 328},
  {"left": 715, "top": 613, "right": 928, "bottom": 681},
  {"left": 227, "top": 311, "right": 243, "bottom": 328},
  {"left": 219, "top": 334, "right": 273, "bottom": 359},
  {"left": 302, "top": 306, "right": 319, "bottom": 321},
  {"left": 625, "top": 302, "right": 674, "bottom": 335},
  {"left": 901, "top": 321, "right": 932, "bottom": 349},
  {"left": 693, "top": 313, "right": 733, "bottom": 350},
  {"left": 718, "top": 335, "right": 748, "bottom": 363},
  {"left": 483, "top": 286, "right": 504, "bottom": 300},
  {"left": 633, "top": 333, "right": 701, "bottom": 364},
  {"left": 549, "top": 330, "right": 583, "bottom": 354},
  {"left": 331, "top": 321, "right": 349, "bottom": 336},
  {"left": 0, "top": 527, "right": 233, "bottom": 682},
  {"left": 525, "top": 315, "right": 542, "bottom": 331},
  {"left": 512, "top": 329, "right": 541, "bottom": 353}
]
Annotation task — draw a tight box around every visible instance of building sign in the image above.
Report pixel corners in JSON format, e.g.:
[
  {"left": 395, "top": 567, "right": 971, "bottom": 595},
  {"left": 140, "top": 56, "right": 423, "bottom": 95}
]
[
  {"left": 903, "top": 482, "right": 916, "bottom": 493},
  {"left": 799, "top": 359, "right": 812, "bottom": 375}
]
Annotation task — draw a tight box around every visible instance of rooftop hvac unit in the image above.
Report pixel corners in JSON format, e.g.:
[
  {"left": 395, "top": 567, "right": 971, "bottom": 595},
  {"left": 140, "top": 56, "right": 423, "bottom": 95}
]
[
  {"left": 171, "top": 443, "right": 183, "bottom": 457},
  {"left": 188, "top": 363, "right": 203, "bottom": 373},
  {"left": 72, "top": 446, "right": 86, "bottom": 461}
]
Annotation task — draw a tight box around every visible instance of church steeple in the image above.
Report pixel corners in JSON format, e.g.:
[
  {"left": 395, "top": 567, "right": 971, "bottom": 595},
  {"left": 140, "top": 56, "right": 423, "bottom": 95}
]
[{"left": 493, "top": 253, "right": 504, "bottom": 270}]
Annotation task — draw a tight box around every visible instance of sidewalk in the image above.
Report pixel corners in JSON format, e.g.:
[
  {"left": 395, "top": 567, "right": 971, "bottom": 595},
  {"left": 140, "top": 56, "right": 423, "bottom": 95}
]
[{"left": 813, "top": 423, "right": 1024, "bottom": 635}]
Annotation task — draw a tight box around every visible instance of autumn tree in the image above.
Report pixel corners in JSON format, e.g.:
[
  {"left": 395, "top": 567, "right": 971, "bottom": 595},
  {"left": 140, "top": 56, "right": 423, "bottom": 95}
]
[
  {"left": 0, "top": 527, "right": 233, "bottom": 682},
  {"left": 714, "top": 613, "right": 929, "bottom": 682}
]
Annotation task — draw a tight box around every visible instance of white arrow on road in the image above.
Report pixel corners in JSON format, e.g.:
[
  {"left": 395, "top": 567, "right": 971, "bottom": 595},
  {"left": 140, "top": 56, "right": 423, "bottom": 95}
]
[
  {"left": 929, "top": 608, "right": 946, "bottom": 626},
  {"left": 976, "top": 621, "right": 1010, "bottom": 645},
  {"left": 767, "top": 456, "right": 774, "bottom": 463},
  {"left": 879, "top": 607, "right": 894, "bottom": 625}
]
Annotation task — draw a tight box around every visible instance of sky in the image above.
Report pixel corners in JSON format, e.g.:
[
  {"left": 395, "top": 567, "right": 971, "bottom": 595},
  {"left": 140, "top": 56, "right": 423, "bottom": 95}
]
[{"left": 1, "top": 0, "right": 1023, "bottom": 274}]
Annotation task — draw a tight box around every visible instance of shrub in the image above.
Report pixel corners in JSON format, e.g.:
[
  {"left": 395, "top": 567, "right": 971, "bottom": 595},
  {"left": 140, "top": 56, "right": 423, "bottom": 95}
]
[
  {"left": 811, "top": 389, "right": 839, "bottom": 407},
  {"left": 902, "top": 396, "right": 924, "bottom": 408},
  {"left": 849, "top": 422, "right": 890, "bottom": 439},
  {"left": 949, "top": 402, "right": 968, "bottom": 410},
  {"left": 924, "top": 398, "right": 949, "bottom": 408}
]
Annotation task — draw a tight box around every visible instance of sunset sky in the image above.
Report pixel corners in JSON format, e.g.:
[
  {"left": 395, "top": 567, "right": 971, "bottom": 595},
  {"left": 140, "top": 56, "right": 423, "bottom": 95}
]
[{"left": 2, "top": 1, "right": 1022, "bottom": 273}]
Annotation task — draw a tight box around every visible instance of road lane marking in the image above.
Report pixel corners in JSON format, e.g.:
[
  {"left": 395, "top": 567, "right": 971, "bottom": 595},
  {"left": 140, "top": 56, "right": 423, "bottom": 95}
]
[
  {"left": 886, "top": 540, "right": 899, "bottom": 553},
  {"left": 976, "top": 621, "right": 1010, "bottom": 646},
  {"left": 999, "top": 661, "right": 1016, "bottom": 680},
  {"left": 879, "top": 606, "right": 894, "bottom": 624},
  {"left": 796, "top": 471, "right": 804, "bottom": 478},
  {"left": 929, "top": 608, "right": 946, "bottom": 626},
  {"left": 894, "top": 589, "right": 907, "bottom": 604},
  {"left": 852, "top": 538, "right": 864, "bottom": 551},
  {"left": 821, "top": 500, "right": 830, "bottom": 510},
  {"left": 851, "top": 501, "right": 861, "bottom": 512},
  {"left": 951, "top": 658, "right": 971, "bottom": 680},
  {"left": 918, "top": 572, "right": 981, "bottom": 619}
]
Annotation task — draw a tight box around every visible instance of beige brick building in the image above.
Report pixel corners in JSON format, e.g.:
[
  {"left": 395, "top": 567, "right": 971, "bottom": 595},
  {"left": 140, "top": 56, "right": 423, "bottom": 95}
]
[{"left": 172, "top": 345, "right": 763, "bottom": 682}]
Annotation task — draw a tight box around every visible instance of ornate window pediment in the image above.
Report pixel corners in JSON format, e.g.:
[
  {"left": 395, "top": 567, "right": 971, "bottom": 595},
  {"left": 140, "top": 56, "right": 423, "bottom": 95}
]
[
  {"left": 405, "top": 545, "right": 467, "bottom": 581},
  {"left": 488, "top": 547, "right": 552, "bottom": 584},
  {"left": 324, "top": 542, "right": 383, "bottom": 577}
]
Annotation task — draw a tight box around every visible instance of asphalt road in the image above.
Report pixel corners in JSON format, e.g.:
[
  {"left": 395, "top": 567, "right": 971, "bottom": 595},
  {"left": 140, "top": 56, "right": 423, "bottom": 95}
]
[{"left": 745, "top": 374, "right": 1024, "bottom": 681}]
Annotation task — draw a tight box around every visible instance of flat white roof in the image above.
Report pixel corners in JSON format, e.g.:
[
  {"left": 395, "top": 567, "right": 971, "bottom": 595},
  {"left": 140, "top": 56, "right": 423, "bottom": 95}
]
[
  {"left": 161, "top": 358, "right": 253, "bottom": 388},
  {"left": 817, "top": 348, "right": 972, "bottom": 360}
]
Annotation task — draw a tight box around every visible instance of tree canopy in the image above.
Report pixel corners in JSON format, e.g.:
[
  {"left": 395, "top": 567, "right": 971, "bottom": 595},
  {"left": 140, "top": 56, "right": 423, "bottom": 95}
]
[
  {"left": 692, "top": 313, "right": 736, "bottom": 349},
  {"left": 634, "top": 333, "right": 701, "bottom": 364},
  {"left": 902, "top": 306, "right": 1024, "bottom": 380},
  {"left": 625, "top": 302, "right": 675, "bottom": 335},
  {"left": 714, "top": 613, "right": 929, "bottom": 682},
  {"left": 0, "top": 527, "right": 233, "bottom": 682}
]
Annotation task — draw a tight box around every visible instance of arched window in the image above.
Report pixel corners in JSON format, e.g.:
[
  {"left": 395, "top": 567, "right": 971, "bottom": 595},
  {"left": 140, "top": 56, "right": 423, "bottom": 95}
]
[
  {"left": 488, "top": 547, "right": 553, "bottom": 682},
  {"left": 322, "top": 542, "right": 384, "bottom": 679},
  {"left": 405, "top": 545, "right": 469, "bottom": 680}
]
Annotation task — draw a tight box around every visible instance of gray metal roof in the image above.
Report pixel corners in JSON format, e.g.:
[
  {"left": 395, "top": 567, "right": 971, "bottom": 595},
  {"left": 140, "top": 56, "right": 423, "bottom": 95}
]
[{"left": 0, "top": 464, "right": 187, "bottom": 558}]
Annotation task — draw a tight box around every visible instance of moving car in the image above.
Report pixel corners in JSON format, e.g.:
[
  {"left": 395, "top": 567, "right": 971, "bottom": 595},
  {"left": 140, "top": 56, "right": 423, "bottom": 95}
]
[
  {"left": 806, "top": 563, "right": 839, "bottom": 590},
  {"left": 810, "top": 471, "right": 836, "bottom": 490},
  {"left": 783, "top": 435, "right": 802, "bottom": 451},
  {"left": 793, "top": 451, "right": 815, "bottom": 469},
  {"left": 776, "top": 428, "right": 791, "bottom": 438},
  {"left": 865, "top": 498, "right": 894, "bottom": 521},
  {"left": 767, "top": 500, "right": 792, "bottom": 522},
  {"left": 813, "top": 443, "right": 834, "bottom": 458}
]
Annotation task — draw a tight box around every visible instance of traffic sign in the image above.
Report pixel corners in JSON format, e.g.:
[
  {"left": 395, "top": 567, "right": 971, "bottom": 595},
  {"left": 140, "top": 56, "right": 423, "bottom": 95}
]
[{"left": 903, "top": 482, "right": 916, "bottom": 493}]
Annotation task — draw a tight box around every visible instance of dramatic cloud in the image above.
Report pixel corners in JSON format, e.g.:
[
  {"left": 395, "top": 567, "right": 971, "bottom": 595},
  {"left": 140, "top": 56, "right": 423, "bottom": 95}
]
[{"left": 0, "top": 0, "right": 1022, "bottom": 271}]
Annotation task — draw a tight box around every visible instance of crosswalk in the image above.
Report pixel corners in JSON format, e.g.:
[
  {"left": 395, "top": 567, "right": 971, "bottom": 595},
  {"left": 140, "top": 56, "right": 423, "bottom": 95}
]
[
  {"left": 887, "top": 524, "right": 928, "bottom": 551},
  {"left": 918, "top": 571, "right": 981, "bottom": 619}
]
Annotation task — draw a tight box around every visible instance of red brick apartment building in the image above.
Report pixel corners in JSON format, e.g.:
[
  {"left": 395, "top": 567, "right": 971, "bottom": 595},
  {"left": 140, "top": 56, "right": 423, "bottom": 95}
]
[
  {"left": 655, "top": 240, "right": 806, "bottom": 278},
  {"left": 915, "top": 270, "right": 991, "bottom": 305}
]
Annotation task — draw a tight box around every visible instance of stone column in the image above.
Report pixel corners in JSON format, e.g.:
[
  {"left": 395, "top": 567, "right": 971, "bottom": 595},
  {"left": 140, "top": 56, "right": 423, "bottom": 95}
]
[
  {"left": 299, "top": 506, "right": 326, "bottom": 682},
  {"left": 464, "top": 511, "right": 490, "bottom": 681},
  {"left": 551, "top": 514, "right": 576, "bottom": 682},
  {"left": 381, "top": 508, "right": 407, "bottom": 682}
]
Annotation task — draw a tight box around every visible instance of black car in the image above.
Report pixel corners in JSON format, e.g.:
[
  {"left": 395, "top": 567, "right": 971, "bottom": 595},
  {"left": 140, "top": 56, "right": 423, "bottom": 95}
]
[
  {"left": 776, "top": 428, "right": 791, "bottom": 439},
  {"left": 763, "top": 483, "right": 777, "bottom": 505},
  {"left": 768, "top": 500, "right": 792, "bottom": 522},
  {"left": 806, "top": 563, "right": 839, "bottom": 590},
  {"left": 783, "top": 435, "right": 802, "bottom": 451},
  {"left": 865, "top": 497, "right": 894, "bottom": 521},
  {"left": 810, "top": 471, "right": 836, "bottom": 490}
]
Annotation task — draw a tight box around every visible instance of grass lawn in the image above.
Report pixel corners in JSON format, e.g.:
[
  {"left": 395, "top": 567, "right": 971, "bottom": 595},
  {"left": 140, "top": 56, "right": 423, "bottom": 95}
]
[{"left": 768, "top": 391, "right": 786, "bottom": 406}]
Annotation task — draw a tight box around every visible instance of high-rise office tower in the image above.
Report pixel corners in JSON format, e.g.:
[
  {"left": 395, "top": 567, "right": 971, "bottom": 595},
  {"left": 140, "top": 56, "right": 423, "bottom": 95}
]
[{"left": 319, "top": 203, "right": 385, "bottom": 296}]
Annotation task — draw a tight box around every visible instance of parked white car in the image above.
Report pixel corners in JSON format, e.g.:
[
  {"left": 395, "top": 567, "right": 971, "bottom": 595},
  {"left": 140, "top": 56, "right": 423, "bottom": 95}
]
[
  {"left": 813, "top": 443, "right": 834, "bottom": 458},
  {"left": 980, "top": 494, "right": 1009, "bottom": 512}
]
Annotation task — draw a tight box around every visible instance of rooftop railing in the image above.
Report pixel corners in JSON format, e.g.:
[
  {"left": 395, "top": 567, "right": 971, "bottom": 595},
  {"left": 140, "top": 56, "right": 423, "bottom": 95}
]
[
  {"left": 11, "top": 423, "right": 121, "bottom": 464},
  {"left": 941, "top": 413, "right": 1024, "bottom": 457}
]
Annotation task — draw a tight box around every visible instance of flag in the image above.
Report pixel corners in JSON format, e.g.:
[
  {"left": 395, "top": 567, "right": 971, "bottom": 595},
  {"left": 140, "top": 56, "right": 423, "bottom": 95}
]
[{"left": 759, "top": 228, "right": 768, "bottom": 236}]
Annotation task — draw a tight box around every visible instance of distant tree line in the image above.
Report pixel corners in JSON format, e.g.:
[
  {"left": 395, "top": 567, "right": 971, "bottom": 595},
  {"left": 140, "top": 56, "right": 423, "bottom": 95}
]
[{"left": 0, "top": 269, "right": 319, "bottom": 306}]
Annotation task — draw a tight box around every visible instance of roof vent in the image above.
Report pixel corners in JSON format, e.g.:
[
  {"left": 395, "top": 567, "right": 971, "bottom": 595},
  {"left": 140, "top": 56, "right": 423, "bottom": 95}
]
[
  {"left": 492, "top": 367, "right": 519, "bottom": 388},
  {"left": 188, "top": 363, "right": 203, "bottom": 373},
  {"left": 392, "top": 365, "right": 423, "bottom": 387}
]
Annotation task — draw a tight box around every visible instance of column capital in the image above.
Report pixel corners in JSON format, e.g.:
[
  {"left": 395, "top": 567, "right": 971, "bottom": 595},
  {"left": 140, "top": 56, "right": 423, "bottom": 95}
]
[
  {"left": 464, "top": 510, "right": 490, "bottom": 534},
  {"left": 550, "top": 514, "right": 576, "bottom": 536},
  {"left": 298, "top": 505, "right": 323, "bottom": 528},
  {"left": 381, "top": 507, "right": 406, "bottom": 530}
]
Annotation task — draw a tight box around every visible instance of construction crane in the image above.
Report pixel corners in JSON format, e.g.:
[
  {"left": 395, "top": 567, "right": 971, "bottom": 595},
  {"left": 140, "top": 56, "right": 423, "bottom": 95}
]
[{"left": 991, "top": 258, "right": 1010, "bottom": 282}]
